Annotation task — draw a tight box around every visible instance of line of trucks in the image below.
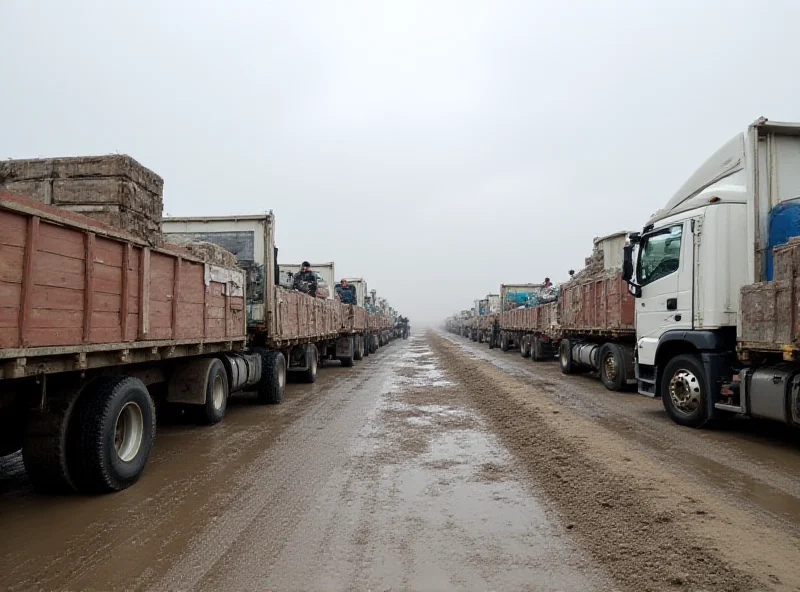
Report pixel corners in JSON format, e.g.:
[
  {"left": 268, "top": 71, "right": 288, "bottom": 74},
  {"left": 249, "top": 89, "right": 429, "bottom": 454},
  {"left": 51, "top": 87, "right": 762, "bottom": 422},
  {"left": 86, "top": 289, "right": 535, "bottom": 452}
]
[
  {"left": 448, "top": 116, "right": 800, "bottom": 434},
  {"left": 0, "top": 155, "right": 401, "bottom": 494}
]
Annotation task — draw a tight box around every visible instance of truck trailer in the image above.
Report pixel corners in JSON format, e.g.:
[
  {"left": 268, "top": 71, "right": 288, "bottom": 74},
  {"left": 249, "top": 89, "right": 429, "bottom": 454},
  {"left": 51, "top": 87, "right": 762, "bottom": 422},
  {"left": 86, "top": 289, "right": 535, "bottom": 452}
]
[
  {"left": 624, "top": 117, "right": 800, "bottom": 428},
  {"left": 0, "top": 190, "right": 266, "bottom": 494},
  {"left": 162, "top": 216, "right": 371, "bottom": 369}
]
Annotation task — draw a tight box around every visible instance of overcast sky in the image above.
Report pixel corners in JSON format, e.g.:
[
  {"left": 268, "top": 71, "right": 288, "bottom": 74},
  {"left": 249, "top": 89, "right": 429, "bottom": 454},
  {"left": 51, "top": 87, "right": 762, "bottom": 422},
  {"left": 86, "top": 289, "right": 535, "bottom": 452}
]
[{"left": 3, "top": 0, "right": 800, "bottom": 324}]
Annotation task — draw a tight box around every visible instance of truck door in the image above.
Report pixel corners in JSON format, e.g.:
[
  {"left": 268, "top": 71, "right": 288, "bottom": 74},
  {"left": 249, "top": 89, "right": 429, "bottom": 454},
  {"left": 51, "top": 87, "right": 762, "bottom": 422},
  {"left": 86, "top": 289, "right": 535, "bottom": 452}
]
[{"left": 635, "top": 220, "right": 693, "bottom": 366}]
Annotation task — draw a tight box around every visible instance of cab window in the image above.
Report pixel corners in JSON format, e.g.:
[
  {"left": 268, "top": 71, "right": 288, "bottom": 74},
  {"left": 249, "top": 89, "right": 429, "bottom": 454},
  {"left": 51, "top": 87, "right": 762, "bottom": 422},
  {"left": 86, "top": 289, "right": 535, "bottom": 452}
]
[{"left": 637, "top": 224, "right": 682, "bottom": 286}]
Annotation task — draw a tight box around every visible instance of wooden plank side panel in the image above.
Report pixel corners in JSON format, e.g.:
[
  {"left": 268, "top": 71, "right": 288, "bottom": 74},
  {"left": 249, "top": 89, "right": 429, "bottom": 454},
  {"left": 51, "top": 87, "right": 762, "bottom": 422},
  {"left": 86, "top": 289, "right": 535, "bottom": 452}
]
[
  {"left": 176, "top": 260, "right": 205, "bottom": 340},
  {"left": 147, "top": 252, "right": 174, "bottom": 340},
  {"left": 0, "top": 210, "right": 26, "bottom": 348}
]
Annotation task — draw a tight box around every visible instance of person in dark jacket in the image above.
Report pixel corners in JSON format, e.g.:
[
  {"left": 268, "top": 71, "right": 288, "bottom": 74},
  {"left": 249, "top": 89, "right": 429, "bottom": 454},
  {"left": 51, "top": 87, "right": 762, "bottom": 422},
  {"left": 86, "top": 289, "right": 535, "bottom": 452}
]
[
  {"left": 336, "top": 279, "right": 355, "bottom": 303},
  {"left": 292, "top": 261, "right": 317, "bottom": 296}
]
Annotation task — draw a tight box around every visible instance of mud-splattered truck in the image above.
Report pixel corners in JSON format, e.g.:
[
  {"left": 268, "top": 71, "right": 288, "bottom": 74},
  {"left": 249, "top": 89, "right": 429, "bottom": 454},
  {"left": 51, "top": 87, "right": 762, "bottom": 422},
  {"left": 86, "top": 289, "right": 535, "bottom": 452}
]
[
  {"left": 534, "top": 232, "right": 636, "bottom": 391},
  {"left": 497, "top": 283, "right": 542, "bottom": 351},
  {"left": 162, "top": 216, "right": 369, "bottom": 370},
  {"left": 624, "top": 117, "right": 800, "bottom": 428},
  {"left": 0, "top": 189, "right": 264, "bottom": 494}
]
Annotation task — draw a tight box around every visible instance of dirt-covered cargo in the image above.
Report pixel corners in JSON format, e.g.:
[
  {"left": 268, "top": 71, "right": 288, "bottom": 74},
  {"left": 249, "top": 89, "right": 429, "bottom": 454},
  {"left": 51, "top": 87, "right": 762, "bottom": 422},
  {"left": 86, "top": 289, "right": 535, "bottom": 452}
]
[
  {"left": 0, "top": 155, "right": 164, "bottom": 244},
  {"left": 494, "top": 231, "right": 637, "bottom": 391}
]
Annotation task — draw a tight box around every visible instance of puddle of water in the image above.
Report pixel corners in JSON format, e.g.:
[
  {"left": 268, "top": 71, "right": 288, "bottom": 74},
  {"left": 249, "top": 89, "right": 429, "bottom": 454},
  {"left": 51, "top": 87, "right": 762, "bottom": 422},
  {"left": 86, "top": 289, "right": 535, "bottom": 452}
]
[{"left": 368, "top": 427, "right": 609, "bottom": 591}]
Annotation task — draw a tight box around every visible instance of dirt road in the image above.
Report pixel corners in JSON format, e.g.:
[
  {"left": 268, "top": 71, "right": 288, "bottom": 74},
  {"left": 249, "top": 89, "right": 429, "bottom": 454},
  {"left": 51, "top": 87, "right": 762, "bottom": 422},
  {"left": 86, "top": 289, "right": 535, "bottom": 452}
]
[{"left": 1, "top": 331, "right": 798, "bottom": 591}]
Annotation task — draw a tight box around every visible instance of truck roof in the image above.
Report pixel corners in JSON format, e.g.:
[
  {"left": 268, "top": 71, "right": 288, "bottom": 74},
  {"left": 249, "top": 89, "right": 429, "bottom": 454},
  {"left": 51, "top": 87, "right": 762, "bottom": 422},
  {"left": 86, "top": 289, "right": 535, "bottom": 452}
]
[
  {"left": 165, "top": 214, "right": 272, "bottom": 222},
  {"left": 650, "top": 117, "right": 800, "bottom": 225}
]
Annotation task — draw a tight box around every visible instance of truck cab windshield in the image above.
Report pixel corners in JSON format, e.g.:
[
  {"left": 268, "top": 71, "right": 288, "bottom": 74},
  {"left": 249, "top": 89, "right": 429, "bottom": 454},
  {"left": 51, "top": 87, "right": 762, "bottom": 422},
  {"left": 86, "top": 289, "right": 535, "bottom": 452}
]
[{"left": 637, "top": 224, "right": 682, "bottom": 286}]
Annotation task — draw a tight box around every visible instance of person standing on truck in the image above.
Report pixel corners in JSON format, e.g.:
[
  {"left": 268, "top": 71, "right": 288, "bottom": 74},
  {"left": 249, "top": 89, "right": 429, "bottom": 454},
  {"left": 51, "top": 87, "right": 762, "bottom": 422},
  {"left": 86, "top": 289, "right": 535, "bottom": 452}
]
[
  {"left": 292, "top": 261, "right": 318, "bottom": 296},
  {"left": 336, "top": 279, "right": 355, "bottom": 304}
]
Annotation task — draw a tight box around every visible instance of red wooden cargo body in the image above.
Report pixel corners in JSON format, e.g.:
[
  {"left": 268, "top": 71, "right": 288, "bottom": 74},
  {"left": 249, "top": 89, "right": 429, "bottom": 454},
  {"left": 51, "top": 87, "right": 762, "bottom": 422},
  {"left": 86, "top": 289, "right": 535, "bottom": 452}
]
[
  {"left": 0, "top": 191, "right": 246, "bottom": 378},
  {"left": 557, "top": 272, "right": 635, "bottom": 336}
]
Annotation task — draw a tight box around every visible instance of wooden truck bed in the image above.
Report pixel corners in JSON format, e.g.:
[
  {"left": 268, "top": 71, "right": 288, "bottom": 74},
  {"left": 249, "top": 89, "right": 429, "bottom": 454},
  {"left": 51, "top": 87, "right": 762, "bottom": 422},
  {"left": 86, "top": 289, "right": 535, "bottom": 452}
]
[
  {"left": 499, "top": 272, "right": 634, "bottom": 338},
  {"left": 0, "top": 191, "right": 246, "bottom": 379},
  {"left": 557, "top": 272, "right": 635, "bottom": 337}
]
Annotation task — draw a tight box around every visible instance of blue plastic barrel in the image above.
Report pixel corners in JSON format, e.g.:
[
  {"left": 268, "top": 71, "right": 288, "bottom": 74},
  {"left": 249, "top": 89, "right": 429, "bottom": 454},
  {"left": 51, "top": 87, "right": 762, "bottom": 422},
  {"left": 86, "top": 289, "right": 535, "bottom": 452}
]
[{"left": 766, "top": 200, "right": 800, "bottom": 280}]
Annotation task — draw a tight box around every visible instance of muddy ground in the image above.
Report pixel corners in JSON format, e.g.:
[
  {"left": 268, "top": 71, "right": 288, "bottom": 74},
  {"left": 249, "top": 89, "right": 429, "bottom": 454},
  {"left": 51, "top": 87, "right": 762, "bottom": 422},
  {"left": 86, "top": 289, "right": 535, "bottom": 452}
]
[{"left": 1, "top": 331, "right": 799, "bottom": 591}]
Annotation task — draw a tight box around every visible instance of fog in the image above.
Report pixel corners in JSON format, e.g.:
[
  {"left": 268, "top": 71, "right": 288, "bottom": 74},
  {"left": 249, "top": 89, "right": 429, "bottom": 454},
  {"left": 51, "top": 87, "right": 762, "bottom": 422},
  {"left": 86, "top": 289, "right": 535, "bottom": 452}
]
[{"left": 3, "top": 0, "right": 800, "bottom": 325}]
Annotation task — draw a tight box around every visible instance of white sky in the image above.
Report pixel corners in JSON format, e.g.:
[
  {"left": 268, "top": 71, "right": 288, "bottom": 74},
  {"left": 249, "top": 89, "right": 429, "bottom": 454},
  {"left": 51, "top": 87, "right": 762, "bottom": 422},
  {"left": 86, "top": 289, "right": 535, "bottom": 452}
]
[{"left": 3, "top": 0, "right": 800, "bottom": 324}]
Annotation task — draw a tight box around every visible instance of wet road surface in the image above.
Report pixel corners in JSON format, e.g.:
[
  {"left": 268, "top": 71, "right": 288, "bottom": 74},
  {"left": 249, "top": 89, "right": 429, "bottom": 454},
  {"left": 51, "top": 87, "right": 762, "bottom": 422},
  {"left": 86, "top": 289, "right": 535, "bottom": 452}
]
[
  {"left": 0, "top": 335, "right": 611, "bottom": 592},
  {"left": 438, "top": 332, "right": 800, "bottom": 592}
]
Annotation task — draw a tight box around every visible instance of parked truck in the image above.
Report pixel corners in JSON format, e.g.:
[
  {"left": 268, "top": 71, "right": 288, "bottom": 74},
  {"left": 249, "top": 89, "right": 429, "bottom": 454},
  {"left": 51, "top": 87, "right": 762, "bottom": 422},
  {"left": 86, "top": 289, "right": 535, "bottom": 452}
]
[
  {"left": 497, "top": 232, "right": 637, "bottom": 391},
  {"left": 497, "top": 283, "right": 542, "bottom": 351},
  {"left": 0, "top": 190, "right": 267, "bottom": 494},
  {"left": 162, "top": 216, "right": 372, "bottom": 369},
  {"left": 623, "top": 117, "right": 800, "bottom": 429}
]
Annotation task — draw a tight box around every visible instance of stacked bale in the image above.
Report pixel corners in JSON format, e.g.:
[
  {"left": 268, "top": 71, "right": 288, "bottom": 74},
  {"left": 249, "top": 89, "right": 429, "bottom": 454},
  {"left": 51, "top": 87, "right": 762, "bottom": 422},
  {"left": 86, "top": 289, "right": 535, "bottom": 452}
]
[{"left": 0, "top": 155, "right": 163, "bottom": 245}]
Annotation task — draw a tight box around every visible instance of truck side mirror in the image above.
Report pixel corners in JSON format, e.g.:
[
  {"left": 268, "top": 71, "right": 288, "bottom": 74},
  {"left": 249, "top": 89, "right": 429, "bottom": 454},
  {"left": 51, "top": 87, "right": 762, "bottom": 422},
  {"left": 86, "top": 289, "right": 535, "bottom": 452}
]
[
  {"left": 622, "top": 244, "right": 642, "bottom": 297},
  {"left": 622, "top": 245, "right": 634, "bottom": 282}
]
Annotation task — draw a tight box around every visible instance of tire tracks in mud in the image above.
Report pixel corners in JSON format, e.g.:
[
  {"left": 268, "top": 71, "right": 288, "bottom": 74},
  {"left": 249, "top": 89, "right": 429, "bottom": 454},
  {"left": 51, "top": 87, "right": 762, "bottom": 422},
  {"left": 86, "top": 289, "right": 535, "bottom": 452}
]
[{"left": 430, "top": 331, "right": 800, "bottom": 592}]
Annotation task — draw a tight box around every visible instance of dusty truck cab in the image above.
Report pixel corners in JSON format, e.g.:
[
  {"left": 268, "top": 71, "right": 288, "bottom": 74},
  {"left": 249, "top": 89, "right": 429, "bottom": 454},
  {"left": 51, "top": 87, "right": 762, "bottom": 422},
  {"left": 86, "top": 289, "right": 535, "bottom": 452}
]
[{"left": 626, "top": 118, "right": 800, "bottom": 428}]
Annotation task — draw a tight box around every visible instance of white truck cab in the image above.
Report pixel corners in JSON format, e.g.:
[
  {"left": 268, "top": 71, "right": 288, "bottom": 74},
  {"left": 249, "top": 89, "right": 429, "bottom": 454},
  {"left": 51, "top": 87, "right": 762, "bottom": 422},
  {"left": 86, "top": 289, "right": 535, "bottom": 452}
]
[{"left": 624, "top": 118, "right": 800, "bottom": 427}]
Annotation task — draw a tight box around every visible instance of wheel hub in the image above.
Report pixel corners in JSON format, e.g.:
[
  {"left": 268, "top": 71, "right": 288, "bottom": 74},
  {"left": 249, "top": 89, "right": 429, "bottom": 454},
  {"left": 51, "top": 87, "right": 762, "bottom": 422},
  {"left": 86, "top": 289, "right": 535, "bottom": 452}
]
[
  {"left": 604, "top": 353, "right": 617, "bottom": 380},
  {"left": 212, "top": 374, "right": 225, "bottom": 410},
  {"left": 114, "top": 402, "right": 144, "bottom": 463},
  {"left": 278, "top": 357, "right": 286, "bottom": 389},
  {"left": 668, "top": 369, "right": 701, "bottom": 414}
]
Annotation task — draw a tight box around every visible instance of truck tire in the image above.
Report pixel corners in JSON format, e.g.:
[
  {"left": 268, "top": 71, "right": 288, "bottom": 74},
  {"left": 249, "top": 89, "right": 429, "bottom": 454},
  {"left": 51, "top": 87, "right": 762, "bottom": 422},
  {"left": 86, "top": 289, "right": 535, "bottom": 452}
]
[
  {"left": 660, "top": 355, "right": 710, "bottom": 428},
  {"left": 197, "top": 358, "right": 229, "bottom": 424},
  {"left": 520, "top": 336, "right": 530, "bottom": 358},
  {"left": 257, "top": 351, "right": 286, "bottom": 404},
  {"left": 354, "top": 336, "right": 364, "bottom": 361},
  {"left": 22, "top": 389, "right": 82, "bottom": 493},
  {"left": 301, "top": 344, "right": 319, "bottom": 383},
  {"left": 531, "top": 336, "right": 543, "bottom": 362},
  {"left": 599, "top": 344, "right": 627, "bottom": 392},
  {"left": 339, "top": 337, "right": 355, "bottom": 368},
  {"left": 559, "top": 339, "right": 574, "bottom": 374},
  {"left": 500, "top": 332, "right": 510, "bottom": 352},
  {"left": 70, "top": 376, "right": 156, "bottom": 493}
]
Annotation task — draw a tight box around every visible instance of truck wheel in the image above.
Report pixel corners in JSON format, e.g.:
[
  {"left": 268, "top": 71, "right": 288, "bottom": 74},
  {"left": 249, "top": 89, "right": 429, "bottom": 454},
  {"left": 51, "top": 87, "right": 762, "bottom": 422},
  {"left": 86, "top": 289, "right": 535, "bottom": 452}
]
[
  {"left": 340, "top": 337, "right": 355, "bottom": 368},
  {"left": 559, "top": 339, "right": 574, "bottom": 374},
  {"left": 531, "top": 336, "right": 543, "bottom": 362},
  {"left": 354, "top": 336, "right": 364, "bottom": 361},
  {"left": 520, "top": 336, "right": 530, "bottom": 358},
  {"left": 661, "top": 355, "right": 710, "bottom": 428},
  {"left": 22, "top": 389, "right": 82, "bottom": 493},
  {"left": 70, "top": 377, "right": 156, "bottom": 493},
  {"left": 197, "top": 358, "right": 229, "bottom": 424},
  {"left": 599, "top": 344, "right": 627, "bottom": 391},
  {"left": 500, "top": 332, "right": 510, "bottom": 352},
  {"left": 301, "top": 345, "right": 319, "bottom": 383},
  {"left": 257, "top": 351, "right": 286, "bottom": 404}
]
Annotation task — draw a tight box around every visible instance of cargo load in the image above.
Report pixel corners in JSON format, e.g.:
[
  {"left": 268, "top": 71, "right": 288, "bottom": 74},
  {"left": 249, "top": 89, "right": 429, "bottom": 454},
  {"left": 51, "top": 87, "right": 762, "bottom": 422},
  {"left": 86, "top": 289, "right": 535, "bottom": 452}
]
[{"left": 0, "top": 155, "right": 163, "bottom": 245}]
